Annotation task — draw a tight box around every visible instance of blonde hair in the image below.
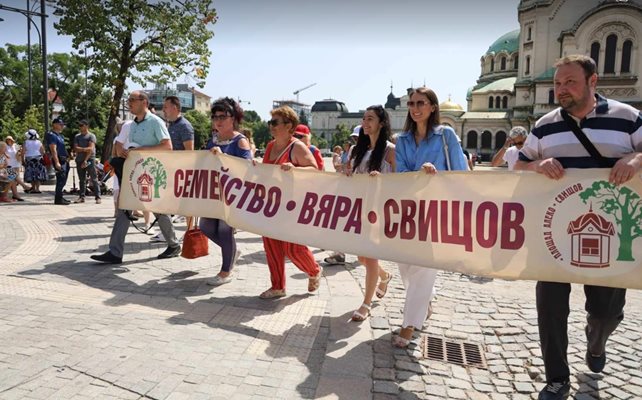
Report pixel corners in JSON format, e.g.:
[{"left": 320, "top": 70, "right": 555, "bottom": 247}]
[{"left": 270, "top": 106, "right": 299, "bottom": 133}]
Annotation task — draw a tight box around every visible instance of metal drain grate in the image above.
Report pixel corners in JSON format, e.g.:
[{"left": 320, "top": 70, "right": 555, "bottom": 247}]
[{"left": 420, "top": 335, "right": 487, "bottom": 369}]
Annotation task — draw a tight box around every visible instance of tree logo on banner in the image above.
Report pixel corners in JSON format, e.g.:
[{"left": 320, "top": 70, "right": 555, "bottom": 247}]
[
  {"left": 129, "top": 157, "right": 167, "bottom": 202},
  {"left": 542, "top": 180, "right": 642, "bottom": 277}
]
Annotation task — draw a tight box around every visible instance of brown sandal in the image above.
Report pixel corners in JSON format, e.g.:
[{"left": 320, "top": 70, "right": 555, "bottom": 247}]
[{"left": 308, "top": 267, "right": 323, "bottom": 292}]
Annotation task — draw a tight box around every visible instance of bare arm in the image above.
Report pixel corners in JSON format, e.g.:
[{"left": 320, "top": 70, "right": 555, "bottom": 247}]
[
  {"left": 514, "top": 158, "right": 565, "bottom": 180},
  {"left": 136, "top": 139, "right": 172, "bottom": 152},
  {"left": 182, "top": 140, "right": 194, "bottom": 151},
  {"left": 491, "top": 139, "right": 511, "bottom": 167}
]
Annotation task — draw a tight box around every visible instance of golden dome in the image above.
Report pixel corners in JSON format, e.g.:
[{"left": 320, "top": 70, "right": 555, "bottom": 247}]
[{"left": 439, "top": 96, "right": 464, "bottom": 111}]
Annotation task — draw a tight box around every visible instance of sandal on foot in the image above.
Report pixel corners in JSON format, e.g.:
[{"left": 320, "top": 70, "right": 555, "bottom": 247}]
[
  {"left": 375, "top": 272, "right": 393, "bottom": 299},
  {"left": 392, "top": 326, "right": 415, "bottom": 348},
  {"left": 350, "top": 303, "right": 371, "bottom": 322},
  {"left": 323, "top": 252, "right": 345, "bottom": 264},
  {"left": 259, "top": 288, "right": 286, "bottom": 299},
  {"left": 308, "top": 267, "right": 323, "bottom": 292}
]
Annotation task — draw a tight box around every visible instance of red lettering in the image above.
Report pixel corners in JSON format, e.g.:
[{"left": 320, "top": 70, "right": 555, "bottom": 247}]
[
  {"left": 476, "top": 202, "right": 499, "bottom": 248},
  {"left": 223, "top": 178, "right": 242, "bottom": 205},
  {"left": 246, "top": 183, "right": 266, "bottom": 214},
  {"left": 441, "top": 201, "right": 473, "bottom": 252},
  {"left": 418, "top": 200, "right": 439, "bottom": 242},
  {"left": 384, "top": 199, "right": 399, "bottom": 239},
  {"left": 298, "top": 193, "right": 318, "bottom": 224},
  {"left": 501, "top": 203, "right": 525, "bottom": 250},
  {"left": 174, "top": 169, "right": 184, "bottom": 197},
  {"left": 182, "top": 170, "right": 193, "bottom": 198},
  {"left": 329, "top": 196, "right": 352, "bottom": 230},
  {"left": 400, "top": 200, "right": 416, "bottom": 240},
  {"left": 209, "top": 170, "right": 220, "bottom": 200},
  {"left": 237, "top": 181, "right": 256, "bottom": 209},
  {"left": 264, "top": 187, "right": 281, "bottom": 217},
  {"left": 314, "top": 195, "right": 335, "bottom": 228},
  {"left": 344, "top": 198, "right": 362, "bottom": 233}
]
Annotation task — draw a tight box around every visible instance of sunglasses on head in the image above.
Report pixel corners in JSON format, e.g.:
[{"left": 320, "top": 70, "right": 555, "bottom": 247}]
[
  {"left": 211, "top": 114, "right": 231, "bottom": 121},
  {"left": 406, "top": 100, "right": 429, "bottom": 108},
  {"left": 268, "top": 119, "right": 284, "bottom": 127}
]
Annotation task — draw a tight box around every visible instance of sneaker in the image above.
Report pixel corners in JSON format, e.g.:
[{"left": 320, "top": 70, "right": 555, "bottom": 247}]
[
  {"left": 171, "top": 215, "right": 185, "bottom": 223},
  {"left": 538, "top": 381, "right": 570, "bottom": 400},
  {"left": 150, "top": 231, "right": 166, "bottom": 242},
  {"left": 74, "top": 197, "right": 85, "bottom": 203},
  {"left": 157, "top": 245, "right": 181, "bottom": 259},
  {"left": 206, "top": 274, "right": 233, "bottom": 286},
  {"left": 586, "top": 350, "right": 606, "bottom": 373},
  {"left": 95, "top": 198, "right": 102, "bottom": 204},
  {"left": 90, "top": 251, "right": 122, "bottom": 264}
]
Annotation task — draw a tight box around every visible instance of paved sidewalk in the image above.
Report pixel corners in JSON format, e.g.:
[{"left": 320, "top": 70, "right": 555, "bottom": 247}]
[{"left": 0, "top": 180, "right": 640, "bottom": 400}]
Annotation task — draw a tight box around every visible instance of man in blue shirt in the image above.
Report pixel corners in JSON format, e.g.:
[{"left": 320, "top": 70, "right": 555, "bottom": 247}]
[
  {"left": 91, "top": 90, "right": 181, "bottom": 264},
  {"left": 45, "top": 117, "right": 70, "bottom": 205}
]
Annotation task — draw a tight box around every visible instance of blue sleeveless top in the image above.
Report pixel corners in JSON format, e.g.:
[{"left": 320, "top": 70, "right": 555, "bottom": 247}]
[{"left": 206, "top": 132, "right": 252, "bottom": 160}]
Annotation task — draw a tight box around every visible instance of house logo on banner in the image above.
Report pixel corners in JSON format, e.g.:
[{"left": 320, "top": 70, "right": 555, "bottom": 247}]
[
  {"left": 128, "top": 156, "right": 168, "bottom": 203},
  {"left": 543, "top": 180, "right": 642, "bottom": 276}
]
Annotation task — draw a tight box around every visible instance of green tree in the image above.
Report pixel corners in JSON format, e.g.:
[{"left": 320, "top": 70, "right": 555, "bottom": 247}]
[
  {"left": 244, "top": 120, "right": 270, "bottom": 149},
  {"left": 332, "top": 123, "right": 351, "bottom": 148},
  {"left": 54, "top": 0, "right": 217, "bottom": 161},
  {"left": 311, "top": 134, "right": 328, "bottom": 150},
  {"left": 243, "top": 110, "right": 261, "bottom": 124},
  {"left": 579, "top": 180, "right": 642, "bottom": 261},
  {"left": 299, "top": 109, "right": 309, "bottom": 126},
  {"left": 184, "top": 109, "right": 211, "bottom": 149},
  {"left": 142, "top": 157, "right": 167, "bottom": 199}
]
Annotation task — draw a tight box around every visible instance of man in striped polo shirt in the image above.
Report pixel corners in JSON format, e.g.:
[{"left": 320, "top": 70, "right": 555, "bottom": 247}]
[{"left": 516, "top": 55, "right": 642, "bottom": 400}]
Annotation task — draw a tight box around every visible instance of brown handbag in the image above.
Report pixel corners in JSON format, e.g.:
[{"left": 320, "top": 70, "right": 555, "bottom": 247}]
[{"left": 181, "top": 217, "right": 209, "bottom": 259}]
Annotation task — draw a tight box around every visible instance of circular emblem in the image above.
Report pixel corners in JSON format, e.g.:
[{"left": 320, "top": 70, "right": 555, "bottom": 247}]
[
  {"left": 542, "top": 179, "right": 642, "bottom": 278},
  {"left": 128, "top": 156, "right": 168, "bottom": 203}
]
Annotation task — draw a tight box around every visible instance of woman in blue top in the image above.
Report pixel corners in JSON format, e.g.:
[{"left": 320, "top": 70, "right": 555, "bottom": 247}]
[
  {"left": 392, "top": 87, "right": 468, "bottom": 348},
  {"left": 202, "top": 97, "right": 252, "bottom": 286}
]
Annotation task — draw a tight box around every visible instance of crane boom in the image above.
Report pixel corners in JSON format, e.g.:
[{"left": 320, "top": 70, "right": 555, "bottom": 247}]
[{"left": 293, "top": 83, "right": 317, "bottom": 102}]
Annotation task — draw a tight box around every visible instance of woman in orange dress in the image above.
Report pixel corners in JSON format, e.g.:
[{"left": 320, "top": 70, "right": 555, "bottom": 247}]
[{"left": 259, "top": 106, "right": 323, "bottom": 299}]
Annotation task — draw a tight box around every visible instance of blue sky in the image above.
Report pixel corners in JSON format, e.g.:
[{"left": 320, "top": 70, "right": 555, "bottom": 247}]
[{"left": 0, "top": 0, "right": 519, "bottom": 119}]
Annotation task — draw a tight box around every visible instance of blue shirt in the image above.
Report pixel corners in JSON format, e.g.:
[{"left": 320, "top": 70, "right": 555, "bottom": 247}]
[
  {"left": 45, "top": 131, "right": 68, "bottom": 159},
  {"left": 129, "top": 111, "right": 170, "bottom": 148},
  {"left": 206, "top": 132, "right": 252, "bottom": 160},
  {"left": 395, "top": 125, "right": 468, "bottom": 172},
  {"left": 168, "top": 116, "right": 195, "bottom": 150}
]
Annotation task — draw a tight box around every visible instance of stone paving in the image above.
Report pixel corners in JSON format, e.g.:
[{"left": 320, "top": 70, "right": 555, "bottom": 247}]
[{"left": 0, "top": 171, "right": 641, "bottom": 399}]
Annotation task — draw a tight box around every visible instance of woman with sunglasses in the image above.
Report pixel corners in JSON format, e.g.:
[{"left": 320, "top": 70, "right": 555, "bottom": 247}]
[
  {"left": 259, "top": 105, "right": 323, "bottom": 299},
  {"left": 201, "top": 97, "right": 252, "bottom": 286},
  {"left": 346, "top": 105, "right": 395, "bottom": 321},
  {"left": 392, "top": 87, "right": 468, "bottom": 348},
  {"left": 490, "top": 126, "right": 528, "bottom": 170}
]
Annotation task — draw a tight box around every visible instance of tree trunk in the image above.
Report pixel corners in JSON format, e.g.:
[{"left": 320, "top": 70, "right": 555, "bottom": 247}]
[
  {"left": 101, "top": 84, "right": 125, "bottom": 162},
  {"left": 616, "top": 223, "right": 634, "bottom": 261}
]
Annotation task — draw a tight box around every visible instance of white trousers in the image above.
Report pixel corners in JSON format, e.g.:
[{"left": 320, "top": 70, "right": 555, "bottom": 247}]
[{"left": 398, "top": 263, "right": 438, "bottom": 328}]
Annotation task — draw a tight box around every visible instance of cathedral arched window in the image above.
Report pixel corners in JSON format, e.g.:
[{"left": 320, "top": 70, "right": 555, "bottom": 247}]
[
  {"left": 495, "top": 131, "right": 507, "bottom": 149},
  {"left": 495, "top": 96, "right": 501, "bottom": 109},
  {"left": 590, "top": 42, "right": 600, "bottom": 67},
  {"left": 604, "top": 34, "right": 617, "bottom": 74},
  {"left": 501, "top": 57, "right": 506, "bottom": 70},
  {"left": 548, "top": 89, "right": 555, "bottom": 105},
  {"left": 527, "top": 27, "right": 532, "bottom": 41},
  {"left": 502, "top": 96, "right": 508, "bottom": 109},
  {"left": 491, "top": 59, "right": 495, "bottom": 72},
  {"left": 489, "top": 97, "right": 494, "bottom": 109},
  {"left": 513, "top": 57, "right": 518, "bottom": 70},
  {"left": 467, "top": 131, "right": 478, "bottom": 149},
  {"left": 481, "top": 131, "right": 492, "bottom": 150},
  {"left": 622, "top": 40, "right": 632, "bottom": 73},
  {"left": 525, "top": 56, "right": 530, "bottom": 75}
]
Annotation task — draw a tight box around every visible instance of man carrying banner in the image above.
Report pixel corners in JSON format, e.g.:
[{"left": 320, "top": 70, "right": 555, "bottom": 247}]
[
  {"left": 90, "top": 90, "right": 181, "bottom": 264},
  {"left": 515, "top": 54, "right": 642, "bottom": 400}
]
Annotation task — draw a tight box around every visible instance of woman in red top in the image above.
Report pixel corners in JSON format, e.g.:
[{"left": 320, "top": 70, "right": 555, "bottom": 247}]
[{"left": 260, "top": 106, "right": 323, "bottom": 299}]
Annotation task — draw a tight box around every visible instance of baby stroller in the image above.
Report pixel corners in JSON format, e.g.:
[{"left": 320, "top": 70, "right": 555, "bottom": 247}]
[{"left": 85, "top": 160, "right": 113, "bottom": 197}]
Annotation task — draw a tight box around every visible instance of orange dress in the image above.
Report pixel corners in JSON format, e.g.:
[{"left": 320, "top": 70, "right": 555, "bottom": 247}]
[{"left": 262, "top": 139, "right": 320, "bottom": 290}]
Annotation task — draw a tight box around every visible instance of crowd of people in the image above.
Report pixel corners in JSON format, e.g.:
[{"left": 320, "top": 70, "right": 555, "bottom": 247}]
[{"left": 2, "top": 55, "right": 641, "bottom": 400}]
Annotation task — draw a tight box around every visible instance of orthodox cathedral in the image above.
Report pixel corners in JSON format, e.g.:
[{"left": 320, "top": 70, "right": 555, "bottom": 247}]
[{"left": 310, "top": 0, "right": 641, "bottom": 161}]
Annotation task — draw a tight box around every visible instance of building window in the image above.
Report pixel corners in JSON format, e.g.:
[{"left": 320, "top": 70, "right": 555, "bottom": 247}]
[
  {"left": 525, "top": 56, "right": 530, "bottom": 75},
  {"left": 605, "top": 34, "right": 617, "bottom": 73},
  {"left": 502, "top": 96, "right": 508, "bottom": 109},
  {"left": 495, "top": 131, "right": 507, "bottom": 149},
  {"left": 513, "top": 57, "right": 518, "bottom": 70},
  {"left": 495, "top": 96, "right": 501, "bottom": 109},
  {"left": 488, "top": 97, "right": 494, "bottom": 109},
  {"left": 548, "top": 89, "right": 555, "bottom": 105},
  {"left": 581, "top": 238, "right": 600, "bottom": 256},
  {"left": 590, "top": 42, "right": 600, "bottom": 67},
  {"left": 527, "top": 27, "right": 532, "bottom": 41},
  {"left": 622, "top": 40, "right": 632, "bottom": 73},
  {"left": 481, "top": 131, "right": 492, "bottom": 150},
  {"left": 490, "top": 59, "right": 495, "bottom": 72},
  {"left": 467, "top": 131, "right": 478, "bottom": 149},
  {"left": 501, "top": 57, "right": 506, "bottom": 70}
]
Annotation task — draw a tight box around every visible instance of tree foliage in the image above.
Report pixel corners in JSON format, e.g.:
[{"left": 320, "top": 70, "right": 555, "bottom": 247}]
[
  {"left": 53, "top": 0, "right": 217, "bottom": 161},
  {"left": 580, "top": 180, "right": 642, "bottom": 261},
  {"left": 332, "top": 123, "right": 352, "bottom": 148},
  {"left": 183, "top": 109, "right": 211, "bottom": 149}
]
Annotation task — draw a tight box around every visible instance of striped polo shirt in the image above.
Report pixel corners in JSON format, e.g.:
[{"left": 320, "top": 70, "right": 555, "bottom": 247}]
[{"left": 519, "top": 94, "right": 642, "bottom": 168}]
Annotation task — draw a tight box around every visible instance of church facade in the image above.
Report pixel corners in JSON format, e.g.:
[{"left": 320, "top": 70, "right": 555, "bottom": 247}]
[{"left": 310, "top": 0, "right": 641, "bottom": 161}]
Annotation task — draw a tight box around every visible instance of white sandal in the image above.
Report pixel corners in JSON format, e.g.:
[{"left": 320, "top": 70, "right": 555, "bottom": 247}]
[
  {"left": 375, "top": 272, "right": 393, "bottom": 299},
  {"left": 350, "top": 303, "right": 371, "bottom": 322}
]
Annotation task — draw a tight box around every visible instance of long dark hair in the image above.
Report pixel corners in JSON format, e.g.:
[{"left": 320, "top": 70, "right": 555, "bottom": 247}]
[
  {"left": 350, "top": 105, "right": 391, "bottom": 173},
  {"left": 402, "top": 87, "right": 441, "bottom": 134}
]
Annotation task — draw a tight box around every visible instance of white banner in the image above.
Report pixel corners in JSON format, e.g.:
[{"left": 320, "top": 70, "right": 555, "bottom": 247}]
[{"left": 120, "top": 150, "right": 642, "bottom": 289}]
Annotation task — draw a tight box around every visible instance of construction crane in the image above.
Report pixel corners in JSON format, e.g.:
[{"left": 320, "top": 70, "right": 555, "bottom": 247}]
[{"left": 293, "top": 83, "right": 317, "bottom": 102}]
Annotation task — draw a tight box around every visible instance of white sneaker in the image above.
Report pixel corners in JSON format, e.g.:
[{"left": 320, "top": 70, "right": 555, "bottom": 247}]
[
  {"left": 206, "top": 274, "right": 233, "bottom": 286},
  {"left": 150, "top": 231, "right": 166, "bottom": 242}
]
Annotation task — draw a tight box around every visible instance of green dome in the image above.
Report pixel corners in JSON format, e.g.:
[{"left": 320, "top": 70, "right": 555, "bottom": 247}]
[{"left": 486, "top": 29, "right": 520, "bottom": 55}]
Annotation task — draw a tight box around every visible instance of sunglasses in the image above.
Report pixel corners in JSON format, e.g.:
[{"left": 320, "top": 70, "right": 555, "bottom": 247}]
[
  {"left": 406, "top": 100, "right": 429, "bottom": 108},
  {"left": 211, "top": 114, "right": 230, "bottom": 121},
  {"left": 293, "top": 134, "right": 305, "bottom": 139},
  {"left": 268, "top": 119, "right": 284, "bottom": 127},
  {"left": 513, "top": 141, "right": 525, "bottom": 146}
]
